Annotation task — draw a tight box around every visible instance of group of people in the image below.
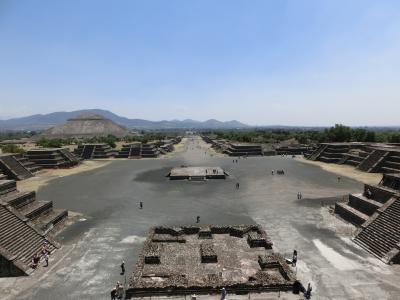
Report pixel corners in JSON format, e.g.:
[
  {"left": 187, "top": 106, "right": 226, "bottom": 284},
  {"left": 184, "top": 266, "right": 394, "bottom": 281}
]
[
  {"left": 110, "top": 281, "right": 124, "bottom": 300},
  {"left": 297, "top": 192, "right": 303, "bottom": 200},
  {"left": 271, "top": 169, "right": 285, "bottom": 175},
  {"left": 210, "top": 168, "right": 219, "bottom": 174},
  {"left": 232, "top": 159, "right": 238, "bottom": 163},
  {"left": 30, "top": 242, "right": 50, "bottom": 269}
]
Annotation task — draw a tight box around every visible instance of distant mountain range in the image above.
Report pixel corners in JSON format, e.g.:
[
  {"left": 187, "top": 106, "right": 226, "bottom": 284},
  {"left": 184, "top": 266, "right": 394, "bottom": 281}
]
[{"left": 0, "top": 109, "right": 249, "bottom": 131}]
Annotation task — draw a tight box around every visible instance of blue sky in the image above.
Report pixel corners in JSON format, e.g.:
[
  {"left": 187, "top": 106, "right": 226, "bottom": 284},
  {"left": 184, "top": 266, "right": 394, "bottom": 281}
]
[{"left": 0, "top": 0, "right": 399, "bottom": 125}]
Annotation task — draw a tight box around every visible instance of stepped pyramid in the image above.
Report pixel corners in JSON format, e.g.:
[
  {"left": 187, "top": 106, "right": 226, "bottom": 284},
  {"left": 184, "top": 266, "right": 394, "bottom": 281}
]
[
  {"left": 40, "top": 113, "right": 131, "bottom": 138},
  {"left": 335, "top": 173, "right": 400, "bottom": 264},
  {"left": 0, "top": 179, "right": 67, "bottom": 276}
]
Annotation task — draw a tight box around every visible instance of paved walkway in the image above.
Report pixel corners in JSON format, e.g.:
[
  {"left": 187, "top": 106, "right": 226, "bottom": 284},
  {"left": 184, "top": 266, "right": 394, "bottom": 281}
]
[{"left": 1, "top": 137, "right": 399, "bottom": 300}]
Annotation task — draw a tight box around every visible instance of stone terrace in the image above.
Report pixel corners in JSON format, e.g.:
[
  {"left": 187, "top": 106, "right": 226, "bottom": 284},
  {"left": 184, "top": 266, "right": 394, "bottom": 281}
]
[
  {"left": 167, "top": 167, "right": 227, "bottom": 180},
  {"left": 126, "top": 225, "right": 294, "bottom": 298}
]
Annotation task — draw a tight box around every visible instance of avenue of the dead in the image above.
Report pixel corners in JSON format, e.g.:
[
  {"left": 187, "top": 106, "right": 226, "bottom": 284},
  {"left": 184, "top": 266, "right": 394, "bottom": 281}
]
[{"left": 1, "top": 137, "right": 399, "bottom": 299}]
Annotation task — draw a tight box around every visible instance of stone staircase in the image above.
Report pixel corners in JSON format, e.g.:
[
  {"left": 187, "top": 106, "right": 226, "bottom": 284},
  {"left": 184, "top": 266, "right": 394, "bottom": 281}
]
[
  {"left": 116, "top": 144, "right": 142, "bottom": 158},
  {"left": 26, "top": 148, "right": 79, "bottom": 168},
  {"left": 307, "top": 144, "right": 328, "bottom": 161},
  {"left": 0, "top": 205, "right": 59, "bottom": 276},
  {"left": 335, "top": 173, "right": 400, "bottom": 227},
  {"left": 14, "top": 155, "right": 42, "bottom": 174},
  {"left": 334, "top": 173, "right": 400, "bottom": 264},
  {"left": 0, "top": 180, "right": 68, "bottom": 232},
  {"left": 354, "top": 197, "right": 400, "bottom": 264},
  {"left": 379, "top": 153, "right": 400, "bottom": 174},
  {"left": 58, "top": 148, "right": 80, "bottom": 165},
  {"left": 357, "top": 149, "right": 389, "bottom": 172},
  {"left": 0, "top": 154, "right": 33, "bottom": 180},
  {"left": 74, "top": 144, "right": 117, "bottom": 159},
  {"left": 0, "top": 179, "right": 66, "bottom": 276}
]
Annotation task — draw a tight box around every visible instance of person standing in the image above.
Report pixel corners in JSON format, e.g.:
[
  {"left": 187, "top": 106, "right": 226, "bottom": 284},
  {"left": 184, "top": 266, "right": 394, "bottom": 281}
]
[
  {"left": 43, "top": 253, "right": 49, "bottom": 267},
  {"left": 139, "top": 201, "right": 143, "bottom": 209},
  {"left": 292, "top": 250, "right": 298, "bottom": 267},
  {"left": 120, "top": 261, "right": 125, "bottom": 275},
  {"left": 220, "top": 287, "right": 227, "bottom": 300},
  {"left": 305, "top": 282, "right": 312, "bottom": 299},
  {"left": 116, "top": 282, "right": 124, "bottom": 299},
  {"left": 110, "top": 287, "right": 117, "bottom": 300}
]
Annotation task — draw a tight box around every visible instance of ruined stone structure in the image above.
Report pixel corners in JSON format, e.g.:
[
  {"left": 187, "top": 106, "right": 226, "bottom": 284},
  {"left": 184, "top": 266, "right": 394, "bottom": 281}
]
[
  {"left": 168, "top": 167, "right": 228, "bottom": 180},
  {"left": 26, "top": 148, "right": 79, "bottom": 168},
  {"left": 141, "top": 143, "right": 160, "bottom": 158},
  {"left": 224, "top": 143, "right": 263, "bottom": 156},
  {"left": 74, "top": 144, "right": 117, "bottom": 159},
  {"left": 116, "top": 143, "right": 142, "bottom": 158},
  {"left": 307, "top": 143, "right": 400, "bottom": 174},
  {"left": 275, "top": 146, "right": 312, "bottom": 155},
  {"left": 117, "top": 138, "right": 181, "bottom": 159},
  {"left": 0, "top": 154, "right": 38, "bottom": 180},
  {"left": 0, "top": 179, "right": 67, "bottom": 276},
  {"left": 40, "top": 113, "right": 132, "bottom": 138},
  {"left": 126, "top": 225, "right": 295, "bottom": 298},
  {"left": 335, "top": 173, "right": 400, "bottom": 264}
]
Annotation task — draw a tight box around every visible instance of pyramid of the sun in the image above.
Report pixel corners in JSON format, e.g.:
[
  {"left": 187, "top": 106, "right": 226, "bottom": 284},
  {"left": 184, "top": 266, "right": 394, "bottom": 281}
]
[{"left": 41, "top": 113, "right": 131, "bottom": 138}]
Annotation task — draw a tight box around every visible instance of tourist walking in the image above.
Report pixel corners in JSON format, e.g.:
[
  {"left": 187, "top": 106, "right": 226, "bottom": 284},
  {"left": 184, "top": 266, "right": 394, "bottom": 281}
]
[
  {"left": 236, "top": 182, "right": 240, "bottom": 189},
  {"left": 337, "top": 176, "right": 341, "bottom": 182},
  {"left": 271, "top": 170, "right": 274, "bottom": 175},
  {"left": 30, "top": 254, "right": 40, "bottom": 269},
  {"left": 110, "top": 287, "right": 117, "bottom": 300},
  {"left": 43, "top": 253, "right": 49, "bottom": 267},
  {"left": 120, "top": 261, "right": 125, "bottom": 275},
  {"left": 196, "top": 216, "right": 200, "bottom": 223},
  {"left": 220, "top": 287, "right": 227, "bottom": 300},
  {"left": 139, "top": 201, "right": 143, "bottom": 209},
  {"left": 304, "top": 282, "right": 312, "bottom": 299},
  {"left": 116, "top": 281, "right": 124, "bottom": 299},
  {"left": 292, "top": 250, "right": 297, "bottom": 267}
]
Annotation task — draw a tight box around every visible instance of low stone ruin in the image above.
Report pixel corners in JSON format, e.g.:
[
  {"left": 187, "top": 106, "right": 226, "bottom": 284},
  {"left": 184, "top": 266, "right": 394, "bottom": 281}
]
[
  {"left": 167, "top": 167, "right": 228, "bottom": 180},
  {"left": 126, "top": 225, "right": 295, "bottom": 298}
]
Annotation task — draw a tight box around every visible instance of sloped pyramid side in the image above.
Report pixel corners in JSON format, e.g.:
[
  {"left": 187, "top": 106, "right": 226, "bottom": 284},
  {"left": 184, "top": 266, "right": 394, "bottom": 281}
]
[{"left": 41, "top": 113, "right": 130, "bottom": 138}]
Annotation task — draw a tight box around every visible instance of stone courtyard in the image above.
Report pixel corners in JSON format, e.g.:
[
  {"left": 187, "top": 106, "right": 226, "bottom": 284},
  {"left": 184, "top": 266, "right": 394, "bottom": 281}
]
[{"left": 1, "top": 136, "right": 400, "bottom": 299}]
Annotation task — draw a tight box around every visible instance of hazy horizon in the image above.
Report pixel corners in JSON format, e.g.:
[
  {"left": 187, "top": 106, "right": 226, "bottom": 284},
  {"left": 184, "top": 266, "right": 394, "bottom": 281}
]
[{"left": 1, "top": 1, "right": 400, "bottom": 126}]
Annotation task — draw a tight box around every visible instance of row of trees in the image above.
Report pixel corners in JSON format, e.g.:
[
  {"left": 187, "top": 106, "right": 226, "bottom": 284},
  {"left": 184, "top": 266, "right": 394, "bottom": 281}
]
[
  {"left": 204, "top": 124, "right": 400, "bottom": 144},
  {"left": 35, "top": 133, "right": 175, "bottom": 149}
]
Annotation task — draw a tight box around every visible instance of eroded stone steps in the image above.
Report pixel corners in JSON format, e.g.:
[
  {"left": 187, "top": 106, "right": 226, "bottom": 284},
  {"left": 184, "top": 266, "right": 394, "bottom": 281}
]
[
  {"left": 335, "top": 202, "right": 369, "bottom": 226},
  {"left": 0, "top": 207, "right": 47, "bottom": 265},
  {"left": 32, "top": 209, "right": 68, "bottom": 231},
  {"left": 354, "top": 198, "right": 400, "bottom": 262},
  {"left": 19, "top": 200, "right": 53, "bottom": 221},
  {"left": 1, "top": 191, "right": 36, "bottom": 209},
  {"left": 348, "top": 193, "right": 382, "bottom": 216},
  {"left": 0, "top": 180, "right": 17, "bottom": 196}
]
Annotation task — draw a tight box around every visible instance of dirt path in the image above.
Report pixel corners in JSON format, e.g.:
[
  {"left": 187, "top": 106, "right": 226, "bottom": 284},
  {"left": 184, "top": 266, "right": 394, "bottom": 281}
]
[
  {"left": 296, "top": 156, "right": 381, "bottom": 185},
  {"left": 17, "top": 160, "right": 111, "bottom": 192}
]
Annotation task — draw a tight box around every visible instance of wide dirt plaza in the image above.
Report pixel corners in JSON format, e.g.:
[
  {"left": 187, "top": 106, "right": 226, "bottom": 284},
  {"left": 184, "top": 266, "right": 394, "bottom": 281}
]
[{"left": 1, "top": 136, "right": 400, "bottom": 300}]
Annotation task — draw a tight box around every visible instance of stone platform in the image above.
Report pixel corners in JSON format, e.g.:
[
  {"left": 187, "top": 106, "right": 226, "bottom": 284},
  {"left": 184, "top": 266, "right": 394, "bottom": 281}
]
[
  {"left": 126, "top": 225, "right": 295, "bottom": 298},
  {"left": 167, "top": 167, "right": 227, "bottom": 180}
]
